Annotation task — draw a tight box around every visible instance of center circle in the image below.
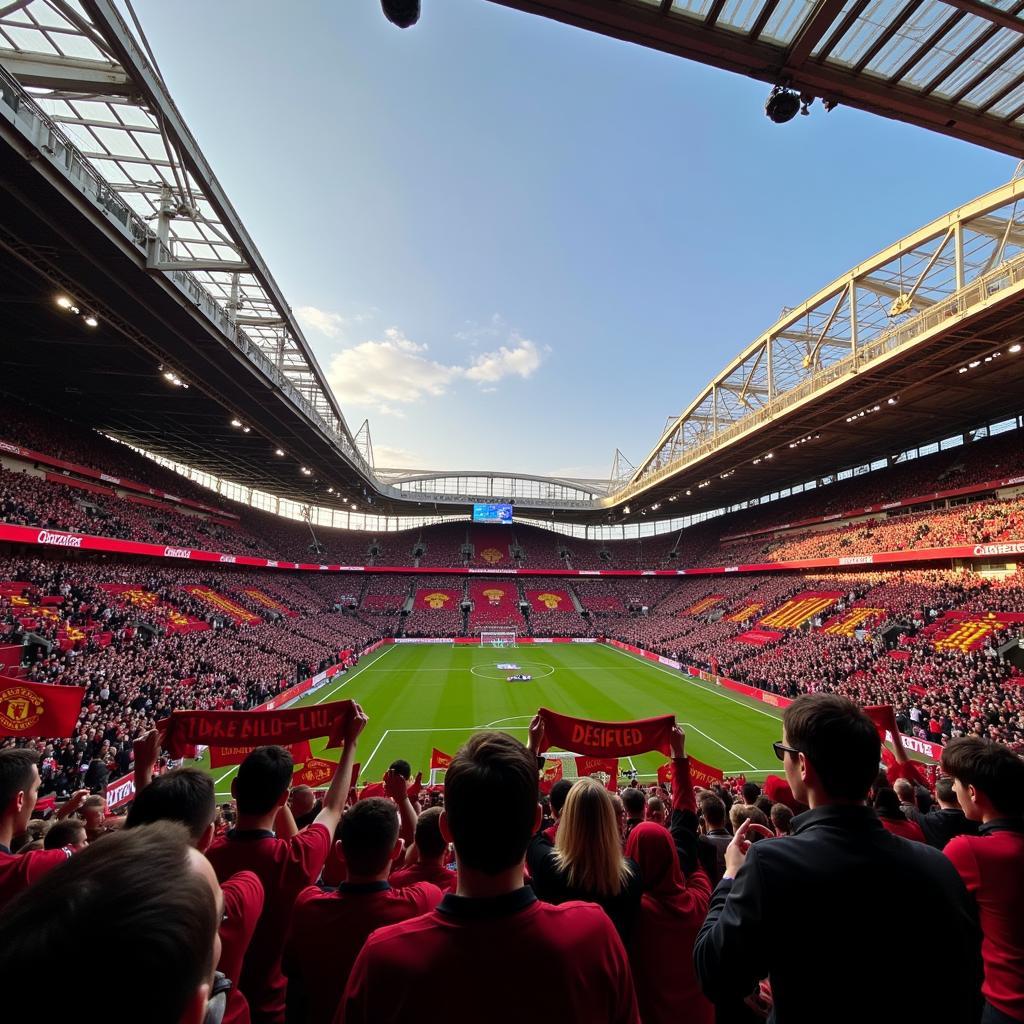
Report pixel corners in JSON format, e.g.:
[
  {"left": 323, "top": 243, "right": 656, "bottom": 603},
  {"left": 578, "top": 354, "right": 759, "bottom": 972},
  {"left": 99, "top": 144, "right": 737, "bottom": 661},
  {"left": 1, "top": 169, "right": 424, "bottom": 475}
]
[{"left": 470, "top": 662, "right": 555, "bottom": 681}]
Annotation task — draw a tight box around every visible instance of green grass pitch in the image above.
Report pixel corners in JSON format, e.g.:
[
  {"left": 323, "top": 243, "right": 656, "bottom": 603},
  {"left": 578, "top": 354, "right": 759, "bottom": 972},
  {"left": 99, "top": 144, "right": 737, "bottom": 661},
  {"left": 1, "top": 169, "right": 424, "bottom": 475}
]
[{"left": 200, "top": 642, "right": 787, "bottom": 798}]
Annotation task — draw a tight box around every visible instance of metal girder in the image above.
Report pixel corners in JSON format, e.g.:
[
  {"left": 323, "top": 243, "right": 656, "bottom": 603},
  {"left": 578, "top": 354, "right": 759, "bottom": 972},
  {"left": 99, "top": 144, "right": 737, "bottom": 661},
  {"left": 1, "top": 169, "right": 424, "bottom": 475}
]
[{"left": 0, "top": 50, "right": 130, "bottom": 92}]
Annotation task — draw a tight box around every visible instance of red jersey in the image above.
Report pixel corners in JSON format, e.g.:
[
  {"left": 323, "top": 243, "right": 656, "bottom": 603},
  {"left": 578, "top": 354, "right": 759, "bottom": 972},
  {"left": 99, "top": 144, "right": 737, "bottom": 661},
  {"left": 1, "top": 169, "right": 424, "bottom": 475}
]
[
  {"left": 945, "top": 823, "right": 1024, "bottom": 1021},
  {"left": 219, "top": 870, "right": 265, "bottom": 1024},
  {"left": 880, "top": 817, "right": 927, "bottom": 843},
  {"left": 284, "top": 880, "right": 442, "bottom": 1024},
  {"left": 389, "top": 861, "right": 456, "bottom": 893},
  {"left": 206, "top": 825, "right": 331, "bottom": 1024},
  {"left": 0, "top": 846, "right": 71, "bottom": 912},
  {"left": 337, "top": 888, "right": 639, "bottom": 1024}
]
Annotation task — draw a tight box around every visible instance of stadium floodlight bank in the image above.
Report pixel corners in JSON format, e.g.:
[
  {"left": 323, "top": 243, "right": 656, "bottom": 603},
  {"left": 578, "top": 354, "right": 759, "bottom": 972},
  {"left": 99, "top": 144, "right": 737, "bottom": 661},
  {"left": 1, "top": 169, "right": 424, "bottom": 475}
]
[{"left": 481, "top": 631, "right": 517, "bottom": 647}]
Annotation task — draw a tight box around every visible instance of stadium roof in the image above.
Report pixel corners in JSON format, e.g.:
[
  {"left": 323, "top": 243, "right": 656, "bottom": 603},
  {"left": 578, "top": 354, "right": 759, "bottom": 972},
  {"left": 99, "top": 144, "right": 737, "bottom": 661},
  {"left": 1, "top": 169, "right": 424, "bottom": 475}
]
[
  {"left": 489, "top": 0, "right": 1024, "bottom": 158},
  {"left": 1, "top": 1, "right": 1023, "bottom": 527}
]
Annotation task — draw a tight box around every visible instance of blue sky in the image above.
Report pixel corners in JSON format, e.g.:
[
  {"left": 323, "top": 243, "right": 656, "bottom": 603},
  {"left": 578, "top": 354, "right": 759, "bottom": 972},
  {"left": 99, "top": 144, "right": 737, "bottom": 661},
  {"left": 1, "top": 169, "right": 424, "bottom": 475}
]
[{"left": 135, "top": 0, "right": 1015, "bottom": 479}]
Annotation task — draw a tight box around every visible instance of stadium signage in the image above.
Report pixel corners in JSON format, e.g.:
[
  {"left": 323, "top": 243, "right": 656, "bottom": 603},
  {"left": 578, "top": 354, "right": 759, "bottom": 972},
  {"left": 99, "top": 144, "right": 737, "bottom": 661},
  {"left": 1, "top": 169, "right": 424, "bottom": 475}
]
[
  {"left": 973, "top": 542, "right": 1024, "bottom": 556},
  {"left": 219, "top": 554, "right": 237, "bottom": 563},
  {"left": 99, "top": 473, "right": 121, "bottom": 484},
  {"left": 164, "top": 547, "right": 191, "bottom": 559},
  {"left": 266, "top": 560, "right": 278, "bottom": 567},
  {"left": 37, "top": 530, "right": 82, "bottom": 548},
  {"left": 839, "top": 555, "right": 873, "bottom": 565},
  {"left": 105, "top": 772, "right": 136, "bottom": 812},
  {"left": 0, "top": 441, "right": 21, "bottom": 455}
]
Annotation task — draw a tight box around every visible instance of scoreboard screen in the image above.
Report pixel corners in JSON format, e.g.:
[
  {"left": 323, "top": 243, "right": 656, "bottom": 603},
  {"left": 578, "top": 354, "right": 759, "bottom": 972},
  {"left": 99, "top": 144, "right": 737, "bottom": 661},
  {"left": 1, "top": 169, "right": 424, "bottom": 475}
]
[{"left": 472, "top": 503, "right": 513, "bottom": 524}]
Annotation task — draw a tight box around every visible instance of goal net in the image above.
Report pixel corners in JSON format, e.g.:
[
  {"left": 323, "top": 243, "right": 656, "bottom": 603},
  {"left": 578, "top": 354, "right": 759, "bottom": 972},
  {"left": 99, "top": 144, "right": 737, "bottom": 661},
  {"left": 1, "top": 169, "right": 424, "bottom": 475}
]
[{"left": 481, "top": 630, "right": 517, "bottom": 647}]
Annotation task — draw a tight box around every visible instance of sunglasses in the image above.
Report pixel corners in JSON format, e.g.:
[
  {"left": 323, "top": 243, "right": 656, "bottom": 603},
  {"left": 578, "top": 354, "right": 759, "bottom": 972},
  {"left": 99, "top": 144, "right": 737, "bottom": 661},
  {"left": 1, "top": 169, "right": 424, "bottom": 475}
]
[{"left": 772, "top": 741, "right": 801, "bottom": 761}]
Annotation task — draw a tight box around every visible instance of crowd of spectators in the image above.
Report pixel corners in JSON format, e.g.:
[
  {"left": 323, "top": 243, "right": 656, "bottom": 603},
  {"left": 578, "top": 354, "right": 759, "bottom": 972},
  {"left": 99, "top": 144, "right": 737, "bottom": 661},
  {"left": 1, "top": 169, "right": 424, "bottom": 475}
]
[{"left": 3, "top": 696, "right": 1022, "bottom": 1023}]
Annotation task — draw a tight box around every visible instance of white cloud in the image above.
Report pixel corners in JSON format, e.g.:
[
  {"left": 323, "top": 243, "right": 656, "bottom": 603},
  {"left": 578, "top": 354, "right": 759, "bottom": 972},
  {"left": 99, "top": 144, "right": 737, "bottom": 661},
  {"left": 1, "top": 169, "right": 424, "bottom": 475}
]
[
  {"left": 465, "top": 336, "right": 545, "bottom": 383},
  {"left": 324, "top": 324, "right": 549, "bottom": 413},
  {"left": 374, "top": 444, "right": 425, "bottom": 469},
  {"left": 326, "top": 329, "right": 460, "bottom": 412},
  {"left": 297, "top": 305, "right": 349, "bottom": 339}
]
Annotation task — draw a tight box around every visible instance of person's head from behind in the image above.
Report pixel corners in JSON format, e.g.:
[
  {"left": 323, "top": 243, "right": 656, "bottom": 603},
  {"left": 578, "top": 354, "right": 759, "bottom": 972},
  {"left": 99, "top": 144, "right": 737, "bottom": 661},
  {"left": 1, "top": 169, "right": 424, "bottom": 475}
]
[
  {"left": 126, "top": 768, "right": 216, "bottom": 850},
  {"left": 82, "top": 794, "right": 106, "bottom": 829},
  {"left": 780, "top": 694, "right": 880, "bottom": 806},
  {"left": 892, "top": 778, "right": 914, "bottom": 804},
  {"left": 339, "top": 798, "right": 402, "bottom": 878},
  {"left": 0, "top": 748, "right": 41, "bottom": 835},
  {"left": 741, "top": 782, "right": 761, "bottom": 806},
  {"left": 288, "top": 784, "right": 316, "bottom": 818},
  {"left": 549, "top": 778, "right": 572, "bottom": 819},
  {"left": 0, "top": 822, "right": 219, "bottom": 1024},
  {"left": 625, "top": 821, "right": 683, "bottom": 897},
  {"left": 441, "top": 731, "right": 539, "bottom": 876},
  {"left": 699, "top": 793, "right": 727, "bottom": 830},
  {"left": 941, "top": 737, "right": 1024, "bottom": 822},
  {"left": 232, "top": 745, "right": 293, "bottom": 818},
  {"left": 412, "top": 806, "right": 447, "bottom": 862},
  {"left": 646, "top": 796, "right": 665, "bottom": 825},
  {"left": 621, "top": 787, "right": 645, "bottom": 821},
  {"left": 770, "top": 803, "right": 794, "bottom": 836},
  {"left": 610, "top": 792, "right": 626, "bottom": 837},
  {"left": 43, "top": 817, "right": 88, "bottom": 851},
  {"left": 872, "top": 787, "right": 902, "bottom": 820},
  {"left": 387, "top": 759, "right": 411, "bottom": 781},
  {"left": 935, "top": 776, "right": 962, "bottom": 811},
  {"left": 555, "top": 778, "right": 630, "bottom": 897},
  {"left": 730, "top": 803, "right": 770, "bottom": 835}
]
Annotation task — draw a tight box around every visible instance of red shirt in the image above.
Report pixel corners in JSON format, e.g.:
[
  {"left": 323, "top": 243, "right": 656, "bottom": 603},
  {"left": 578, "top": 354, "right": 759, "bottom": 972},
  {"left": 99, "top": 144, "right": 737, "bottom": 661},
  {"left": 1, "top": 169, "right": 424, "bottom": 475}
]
[
  {"left": 337, "top": 888, "right": 639, "bottom": 1024},
  {"left": 389, "top": 861, "right": 456, "bottom": 893},
  {"left": 206, "top": 825, "right": 331, "bottom": 1024},
  {"left": 0, "top": 846, "right": 71, "bottom": 912},
  {"left": 219, "top": 870, "right": 266, "bottom": 1024},
  {"left": 945, "top": 823, "right": 1024, "bottom": 1021},
  {"left": 284, "top": 880, "right": 442, "bottom": 1024},
  {"left": 880, "top": 817, "right": 927, "bottom": 843}
]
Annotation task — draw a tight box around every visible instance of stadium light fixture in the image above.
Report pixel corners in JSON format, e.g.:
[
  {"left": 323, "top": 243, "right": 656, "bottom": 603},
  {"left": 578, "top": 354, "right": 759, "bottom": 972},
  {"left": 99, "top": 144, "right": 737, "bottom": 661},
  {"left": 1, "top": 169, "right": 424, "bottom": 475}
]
[
  {"left": 56, "top": 295, "right": 73, "bottom": 309},
  {"left": 83, "top": 315, "right": 98, "bottom": 328},
  {"left": 381, "top": 0, "right": 420, "bottom": 28},
  {"left": 623, "top": 505, "right": 631, "bottom": 514},
  {"left": 1010, "top": 344, "right": 1021, "bottom": 353},
  {"left": 887, "top": 396, "right": 898, "bottom": 405},
  {"left": 765, "top": 85, "right": 802, "bottom": 124},
  {"left": 242, "top": 426, "right": 251, "bottom": 433},
  {"left": 231, "top": 418, "right": 242, "bottom": 427},
  {"left": 275, "top": 448, "right": 285, "bottom": 456}
]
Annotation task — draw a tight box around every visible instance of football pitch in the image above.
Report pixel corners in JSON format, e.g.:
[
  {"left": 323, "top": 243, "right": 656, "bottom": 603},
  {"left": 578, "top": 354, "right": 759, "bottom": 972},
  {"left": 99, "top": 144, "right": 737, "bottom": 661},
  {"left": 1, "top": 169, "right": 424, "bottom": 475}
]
[{"left": 200, "top": 642, "right": 787, "bottom": 798}]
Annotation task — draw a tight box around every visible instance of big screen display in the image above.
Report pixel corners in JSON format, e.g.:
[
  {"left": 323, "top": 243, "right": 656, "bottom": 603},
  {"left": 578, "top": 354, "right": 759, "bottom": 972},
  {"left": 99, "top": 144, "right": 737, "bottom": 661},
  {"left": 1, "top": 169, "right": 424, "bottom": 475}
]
[{"left": 472, "top": 503, "right": 513, "bottom": 524}]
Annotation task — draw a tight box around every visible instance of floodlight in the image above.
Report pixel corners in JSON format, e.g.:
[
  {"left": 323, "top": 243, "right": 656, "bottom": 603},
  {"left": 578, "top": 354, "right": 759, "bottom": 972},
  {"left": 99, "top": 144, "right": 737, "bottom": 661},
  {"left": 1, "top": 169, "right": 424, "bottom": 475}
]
[
  {"left": 765, "top": 86, "right": 801, "bottom": 124},
  {"left": 381, "top": 0, "right": 419, "bottom": 27}
]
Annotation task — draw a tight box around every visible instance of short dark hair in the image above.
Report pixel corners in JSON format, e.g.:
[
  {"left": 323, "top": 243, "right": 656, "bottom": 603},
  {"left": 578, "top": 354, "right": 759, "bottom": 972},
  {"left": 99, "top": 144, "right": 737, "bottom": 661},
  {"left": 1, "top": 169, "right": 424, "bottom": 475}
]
[
  {"left": 700, "top": 793, "right": 727, "bottom": 827},
  {"left": 0, "top": 822, "right": 216, "bottom": 1023},
  {"left": 621, "top": 787, "right": 645, "bottom": 817},
  {"left": 755, "top": 795, "right": 774, "bottom": 817},
  {"left": 771, "top": 803, "right": 794, "bottom": 834},
  {"left": 935, "top": 776, "right": 958, "bottom": 805},
  {"left": 413, "top": 806, "right": 447, "bottom": 859},
  {"left": 549, "top": 779, "right": 572, "bottom": 815},
  {"left": 742, "top": 782, "right": 761, "bottom": 805},
  {"left": 234, "top": 746, "right": 293, "bottom": 816},
  {"left": 126, "top": 768, "right": 216, "bottom": 841},
  {"left": 444, "top": 731, "right": 537, "bottom": 874},
  {"left": 43, "top": 817, "right": 86, "bottom": 849},
  {"left": 387, "top": 759, "right": 411, "bottom": 780},
  {"left": 942, "top": 737, "right": 1024, "bottom": 817},
  {"left": 0, "top": 749, "right": 38, "bottom": 810},
  {"left": 340, "top": 798, "right": 399, "bottom": 875},
  {"left": 873, "top": 787, "right": 902, "bottom": 819},
  {"left": 783, "top": 694, "right": 880, "bottom": 802}
]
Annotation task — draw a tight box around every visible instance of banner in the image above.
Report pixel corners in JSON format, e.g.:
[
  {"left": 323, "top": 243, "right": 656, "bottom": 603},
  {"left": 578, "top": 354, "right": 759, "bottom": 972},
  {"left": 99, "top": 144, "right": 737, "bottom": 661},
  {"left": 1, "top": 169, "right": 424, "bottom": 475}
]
[
  {"left": 208, "top": 738, "right": 313, "bottom": 769},
  {"left": 526, "top": 589, "right": 572, "bottom": 613},
  {"left": 574, "top": 756, "right": 619, "bottom": 791},
  {"left": 158, "top": 699, "right": 355, "bottom": 758},
  {"left": 0, "top": 677, "right": 85, "bottom": 738},
  {"left": 537, "top": 707, "right": 675, "bottom": 758},
  {"left": 430, "top": 748, "right": 452, "bottom": 770},
  {"left": 540, "top": 759, "right": 563, "bottom": 794},
  {"left": 105, "top": 771, "right": 136, "bottom": 812},
  {"left": 687, "top": 755, "right": 724, "bottom": 789},
  {"left": 759, "top": 591, "right": 843, "bottom": 630},
  {"left": 293, "top": 756, "right": 337, "bottom": 788},
  {"left": 182, "top": 586, "right": 261, "bottom": 626},
  {"left": 734, "top": 628, "right": 785, "bottom": 647}
]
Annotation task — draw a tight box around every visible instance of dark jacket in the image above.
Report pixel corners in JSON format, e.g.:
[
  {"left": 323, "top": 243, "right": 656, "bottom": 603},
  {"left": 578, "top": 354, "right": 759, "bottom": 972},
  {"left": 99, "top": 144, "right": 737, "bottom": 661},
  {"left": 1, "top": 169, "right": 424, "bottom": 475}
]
[
  {"left": 910, "top": 806, "right": 979, "bottom": 850},
  {"left": 694, "top": 804, "right": 982, "bottom": 1024}
]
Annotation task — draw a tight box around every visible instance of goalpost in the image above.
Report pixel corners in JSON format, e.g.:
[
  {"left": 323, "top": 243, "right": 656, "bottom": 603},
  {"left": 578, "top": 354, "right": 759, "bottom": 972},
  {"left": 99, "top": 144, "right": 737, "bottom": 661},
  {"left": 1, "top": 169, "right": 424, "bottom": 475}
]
[{"left": 480, "top": 630, "right": 517, "bottom": 647}]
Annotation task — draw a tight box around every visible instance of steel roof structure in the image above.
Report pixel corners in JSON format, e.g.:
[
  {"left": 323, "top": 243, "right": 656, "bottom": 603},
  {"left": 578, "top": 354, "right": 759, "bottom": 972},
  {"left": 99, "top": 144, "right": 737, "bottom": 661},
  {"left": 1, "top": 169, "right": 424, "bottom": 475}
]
[
  {"left": 0, "top": 0, "right": 1023, "bottom": 528},
  {"left": 488, "top": 0, "right": 1024, "bottom": 158}
]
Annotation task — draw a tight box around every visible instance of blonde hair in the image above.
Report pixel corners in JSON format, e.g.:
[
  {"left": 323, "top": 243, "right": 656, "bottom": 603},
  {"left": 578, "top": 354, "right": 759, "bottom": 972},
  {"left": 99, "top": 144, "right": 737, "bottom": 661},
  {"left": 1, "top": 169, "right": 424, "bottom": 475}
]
[{"left": 554, "top": 778, "right": 632, "bottom": 897}]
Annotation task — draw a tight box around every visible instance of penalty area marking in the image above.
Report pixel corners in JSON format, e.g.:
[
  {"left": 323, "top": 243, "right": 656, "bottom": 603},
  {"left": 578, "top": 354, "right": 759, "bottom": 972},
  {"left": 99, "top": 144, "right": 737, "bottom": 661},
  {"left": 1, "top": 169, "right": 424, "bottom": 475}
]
[
  {"left": 682, "top": 720, "right": 757, "bottom": 771},
  {"left": 469, "top": 663, "right": 555, "bottom": 681}
]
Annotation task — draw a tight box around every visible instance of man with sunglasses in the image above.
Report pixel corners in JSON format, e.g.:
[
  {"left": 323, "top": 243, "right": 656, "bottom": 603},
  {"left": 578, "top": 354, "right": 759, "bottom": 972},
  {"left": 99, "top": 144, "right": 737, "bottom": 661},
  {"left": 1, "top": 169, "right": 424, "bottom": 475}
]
[{"left": 694, "top": 693, "right": 982, "bottom": 1024}]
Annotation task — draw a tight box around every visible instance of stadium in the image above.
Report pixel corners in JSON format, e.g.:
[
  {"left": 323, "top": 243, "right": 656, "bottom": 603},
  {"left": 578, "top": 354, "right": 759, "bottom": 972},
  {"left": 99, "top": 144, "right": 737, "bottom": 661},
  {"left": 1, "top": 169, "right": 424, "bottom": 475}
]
[{"left": 1, "top": 2, "right": 1024, "bottom": 1023}]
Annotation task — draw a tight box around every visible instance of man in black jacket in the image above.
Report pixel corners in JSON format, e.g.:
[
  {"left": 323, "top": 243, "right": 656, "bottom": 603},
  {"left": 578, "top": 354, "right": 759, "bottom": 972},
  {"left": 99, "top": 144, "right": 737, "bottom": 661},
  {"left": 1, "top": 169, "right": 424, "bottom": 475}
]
[
  {"left": 694, "top": 693, "right": 982, "bottom": 1024},
  {"left": 909, "top": 776, "right": 979, "bottom": 849}
]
